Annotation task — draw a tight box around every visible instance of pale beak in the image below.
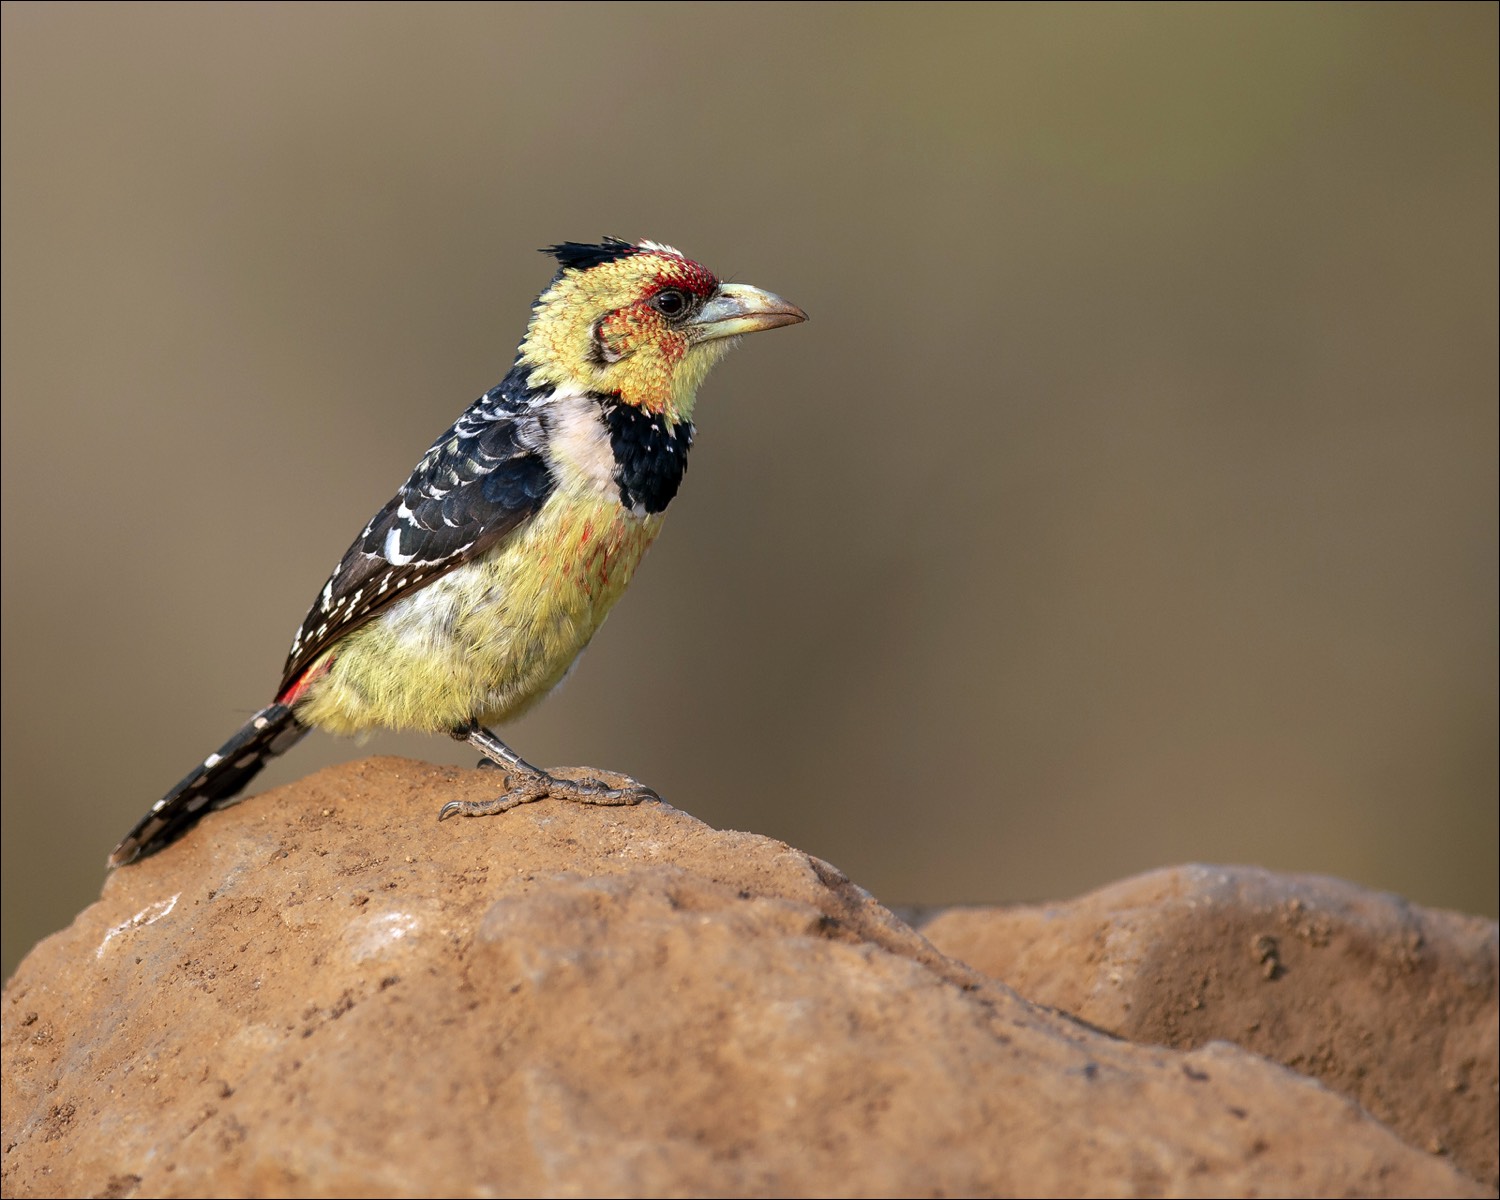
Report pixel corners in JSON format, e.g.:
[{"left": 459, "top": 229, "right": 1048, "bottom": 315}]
[{"left": 689, "top": 283, "right": 808, "bottom": 343}]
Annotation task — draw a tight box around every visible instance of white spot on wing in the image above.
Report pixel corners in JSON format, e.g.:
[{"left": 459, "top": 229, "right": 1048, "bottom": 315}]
[{"left": 383, "top": 526, "right": 417, "bottom": 565}]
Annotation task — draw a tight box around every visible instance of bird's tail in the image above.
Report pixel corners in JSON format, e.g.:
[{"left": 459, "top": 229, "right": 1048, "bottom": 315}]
[{"left": 108, "top": 703, "right": 308, "bottom": 867}]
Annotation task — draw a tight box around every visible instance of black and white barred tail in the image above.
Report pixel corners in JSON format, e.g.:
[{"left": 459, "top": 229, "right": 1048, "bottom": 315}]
[{"left": 108, "top": 704, "right": 308, "bottom": 867}]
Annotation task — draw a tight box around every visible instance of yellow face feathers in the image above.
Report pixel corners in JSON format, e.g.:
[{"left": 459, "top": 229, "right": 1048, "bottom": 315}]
[{"left": 519, "top": 244, "right": 806, "bottom": 423}]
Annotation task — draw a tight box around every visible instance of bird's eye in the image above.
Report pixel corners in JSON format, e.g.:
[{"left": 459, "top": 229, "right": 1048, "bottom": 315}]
[{"left": 651, "top": 289, "right": 690, "bottom": 318}]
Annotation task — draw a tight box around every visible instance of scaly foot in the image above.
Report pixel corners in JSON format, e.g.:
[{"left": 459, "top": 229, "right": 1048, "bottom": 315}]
[
  {"left": 440, "top": 720, "right": 659, "bottom": 821},
  {"left": 438, "top": 766, "right": 658, "bottom": 821}
]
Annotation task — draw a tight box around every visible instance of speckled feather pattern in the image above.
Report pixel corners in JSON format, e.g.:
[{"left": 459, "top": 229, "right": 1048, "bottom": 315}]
[
  {"left": 294, "top": 486, "right": 664, "bottom": 735},
  {"left": 109, "top": 239, "right": 804, "bottom": 866}
]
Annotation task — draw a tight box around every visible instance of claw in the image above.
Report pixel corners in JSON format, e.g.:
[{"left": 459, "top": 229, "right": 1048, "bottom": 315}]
[
  {"left": 438, "top": 793, "right": 529, "bottom": 821},
  {"left": 437, "top": 768, "right": 658, "bottom": 823},
  {"left": 444, "top": 722, "right": 659, "bottom": 825}
]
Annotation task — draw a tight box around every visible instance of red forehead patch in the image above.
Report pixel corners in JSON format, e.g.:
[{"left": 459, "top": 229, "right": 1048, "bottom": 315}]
[{"left": 644, "top": 252, "right": 718, "bottom": 299}]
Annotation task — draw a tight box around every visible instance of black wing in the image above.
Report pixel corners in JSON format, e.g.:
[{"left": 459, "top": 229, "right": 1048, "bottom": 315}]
[{"left": 279, "top": 369, "right": 555, "bottom": 692}]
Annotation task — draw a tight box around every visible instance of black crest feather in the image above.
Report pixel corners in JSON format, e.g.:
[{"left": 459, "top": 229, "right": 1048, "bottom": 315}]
[{"left": 541, "top": 238, "right": 639, "bottom": 272}]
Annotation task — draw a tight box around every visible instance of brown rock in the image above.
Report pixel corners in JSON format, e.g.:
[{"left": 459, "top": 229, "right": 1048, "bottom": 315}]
[
  {"left": 2, "top": 759, "right": 1486, "bottom": 1198},
  {"left": 920, "top": 864, "right": 1500, "bottom": 1190}
]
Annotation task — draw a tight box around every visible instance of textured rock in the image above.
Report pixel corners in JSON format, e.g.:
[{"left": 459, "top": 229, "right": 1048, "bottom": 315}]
[
  {"left": 1, "top": 759, "right": 1487, "bottom": 1198},
  {"left": 920, "top": 865, "right": 1500, "bottom": 1190}
]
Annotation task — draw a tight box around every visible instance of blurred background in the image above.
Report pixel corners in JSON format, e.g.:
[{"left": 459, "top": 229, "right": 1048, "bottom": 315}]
[{"left": 3, "top": 3, "right": 1495, "bottom": 978}]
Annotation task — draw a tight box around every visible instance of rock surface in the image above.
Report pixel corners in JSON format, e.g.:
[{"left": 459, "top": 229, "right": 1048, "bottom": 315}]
[
  {"left": 2, "top": 757, "right": 1491, "bottom": 1198},
  {"left": 919, "top": 865, "right": 1500, "bottom": 1189}
]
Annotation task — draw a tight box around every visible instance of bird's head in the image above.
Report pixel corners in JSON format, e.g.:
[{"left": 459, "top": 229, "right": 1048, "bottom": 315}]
[{"left": 518, "top": 238, "right": 806, "bottom": 425}]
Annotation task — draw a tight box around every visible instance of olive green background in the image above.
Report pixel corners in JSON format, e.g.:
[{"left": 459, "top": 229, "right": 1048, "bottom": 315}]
[{"left": 3, "top": 3, "right": 1495, "bottom": 979}]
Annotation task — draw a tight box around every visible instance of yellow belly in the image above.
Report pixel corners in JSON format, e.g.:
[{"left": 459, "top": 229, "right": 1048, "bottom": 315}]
[{"left": 293, "top": 494, "right": 662, "bottom": 736}]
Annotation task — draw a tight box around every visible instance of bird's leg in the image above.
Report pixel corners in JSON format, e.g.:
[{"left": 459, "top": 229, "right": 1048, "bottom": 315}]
[{"left": 438, "top": 720, "right": 659, "bottom": 820}]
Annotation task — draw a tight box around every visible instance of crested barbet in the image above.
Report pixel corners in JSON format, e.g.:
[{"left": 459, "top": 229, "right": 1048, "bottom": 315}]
[{"left": 109, "top": 239, "right": 806, "bottom": 866}]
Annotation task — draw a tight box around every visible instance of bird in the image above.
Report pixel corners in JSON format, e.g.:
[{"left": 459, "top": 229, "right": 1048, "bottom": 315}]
[{"left": 109, "top": 238, "right": 806, "bottom": 867}]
